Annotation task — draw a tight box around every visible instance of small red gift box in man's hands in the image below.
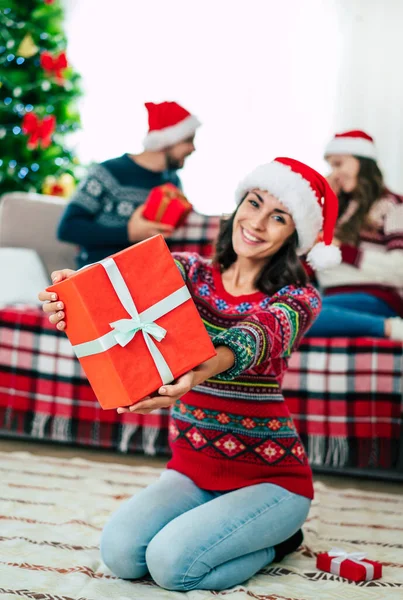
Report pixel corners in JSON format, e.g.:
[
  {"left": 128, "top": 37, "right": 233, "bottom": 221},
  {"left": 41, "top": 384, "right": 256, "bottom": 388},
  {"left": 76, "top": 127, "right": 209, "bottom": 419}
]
[{"left": 142, "top": 183, "right": 193, "bottom": 229}]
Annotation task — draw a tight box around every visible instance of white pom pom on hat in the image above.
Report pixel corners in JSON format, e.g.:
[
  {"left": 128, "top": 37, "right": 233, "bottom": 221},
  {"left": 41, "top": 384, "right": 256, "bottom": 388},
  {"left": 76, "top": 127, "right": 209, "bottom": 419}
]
[
  {"left": 305, "top": 241, "right": 342, "bottom": 270},
  {"left": 235, "top": 157, "right": 342, "bottom": 270}
]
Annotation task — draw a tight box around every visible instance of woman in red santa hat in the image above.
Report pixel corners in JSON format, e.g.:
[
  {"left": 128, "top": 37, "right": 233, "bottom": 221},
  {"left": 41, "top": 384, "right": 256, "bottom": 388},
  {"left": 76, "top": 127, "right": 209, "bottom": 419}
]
[
  {"left": 39, "top": 157, "right": 339, "bottom": 591},
  {"left": 306, "top": 130, "right": 403, "bottom": 340}
]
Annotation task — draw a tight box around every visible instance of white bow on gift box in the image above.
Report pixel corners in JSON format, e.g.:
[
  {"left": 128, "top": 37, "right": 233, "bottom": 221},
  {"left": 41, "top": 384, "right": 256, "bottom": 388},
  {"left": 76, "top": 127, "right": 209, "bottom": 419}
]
[{"left": 328, "top": 547, "right": 374, "bottom": 580}]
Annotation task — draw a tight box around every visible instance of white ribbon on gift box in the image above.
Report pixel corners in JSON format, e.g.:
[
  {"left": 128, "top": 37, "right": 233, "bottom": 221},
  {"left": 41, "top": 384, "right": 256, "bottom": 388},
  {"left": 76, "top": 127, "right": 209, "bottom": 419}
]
[
  {"left": 328, "top": 547, "right": 374, "bottom": 580},
  {"left": 71, "top": 256, "right": 191, "bottom": 385}
]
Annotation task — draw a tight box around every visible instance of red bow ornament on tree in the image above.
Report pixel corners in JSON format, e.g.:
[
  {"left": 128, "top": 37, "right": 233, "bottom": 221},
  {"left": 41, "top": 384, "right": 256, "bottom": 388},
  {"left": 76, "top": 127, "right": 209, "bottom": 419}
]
[
  {"left": 40, "top": 51, "right": 68, "bottom": 84},
  {"left": 22, "top": 112, "right": 56, "bottom": 149}
]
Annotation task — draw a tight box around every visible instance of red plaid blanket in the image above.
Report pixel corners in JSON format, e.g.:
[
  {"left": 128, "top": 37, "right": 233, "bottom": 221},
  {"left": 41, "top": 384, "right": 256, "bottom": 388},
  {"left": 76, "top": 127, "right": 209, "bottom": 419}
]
[
  {"left": 167, "top": 210, "right": 221, "bottom": 255},
  {"left": 1, "top": 306, "right": 402, "bottom": 472},
  {"left": 0, "top": 306, "right": 171, "bottom": 454},
  {"left": 285, "top": 338, "right": 403, "bottom": 472}
]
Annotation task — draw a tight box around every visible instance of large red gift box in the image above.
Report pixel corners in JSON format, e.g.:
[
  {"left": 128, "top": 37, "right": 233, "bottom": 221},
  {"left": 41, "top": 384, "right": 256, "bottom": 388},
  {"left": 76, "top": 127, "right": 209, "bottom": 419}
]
[
  {"left": 47, "top": 235, "right": 216, "bottom": 410},
  {"left": 142, "top": 183, "right": 193, "bottom": 228},
  {"left": 316, "top": 548, "right": 382, "bottom": 582}
]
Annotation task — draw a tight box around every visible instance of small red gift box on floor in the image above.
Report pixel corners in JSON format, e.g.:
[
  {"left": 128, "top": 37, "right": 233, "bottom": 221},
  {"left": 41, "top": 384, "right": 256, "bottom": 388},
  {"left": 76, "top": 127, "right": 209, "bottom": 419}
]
[
  {"left": 316, "top": 547, "right": 382, "bottom": 582},
  {"left": 47, "top": 235, "right": 216, "bottom": 410},
  {"left": 142, "top": 183, "right": 193, "bottom": 228}
]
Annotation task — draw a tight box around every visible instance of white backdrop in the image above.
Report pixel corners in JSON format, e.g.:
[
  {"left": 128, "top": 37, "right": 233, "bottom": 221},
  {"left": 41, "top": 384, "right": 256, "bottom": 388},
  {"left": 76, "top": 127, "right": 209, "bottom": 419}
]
[
  {"left": 64, "top": 0, "right": 403, "bottom": 213},
  {"left": 332, "top": 0, "right": 403, "bottom": 194},
  {"left": 64, "top": 0, "right": 342, "bottom": 213}
]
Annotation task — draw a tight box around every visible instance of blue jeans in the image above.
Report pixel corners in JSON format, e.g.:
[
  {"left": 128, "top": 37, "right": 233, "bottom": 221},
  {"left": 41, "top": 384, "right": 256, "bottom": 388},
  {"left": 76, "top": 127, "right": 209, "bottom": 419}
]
[
  {"left": 100, "top": 469, "right": 311, "bottom": 591},
  {"left": 306, "top": 293, "right": 397, "bottom": 338}
]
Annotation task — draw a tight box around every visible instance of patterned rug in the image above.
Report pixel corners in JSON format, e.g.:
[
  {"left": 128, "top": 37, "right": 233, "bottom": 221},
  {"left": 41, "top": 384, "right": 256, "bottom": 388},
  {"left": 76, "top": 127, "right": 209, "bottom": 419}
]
[{"left": 0, "top": 452, "right": 402, "bottom": 600}]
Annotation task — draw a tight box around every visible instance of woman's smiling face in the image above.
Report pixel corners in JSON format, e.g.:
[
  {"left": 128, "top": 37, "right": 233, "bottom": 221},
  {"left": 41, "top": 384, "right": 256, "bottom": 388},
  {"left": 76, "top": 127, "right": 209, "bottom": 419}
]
[{"left": 232, "top": 189, "right": 296, "bottom": 262}]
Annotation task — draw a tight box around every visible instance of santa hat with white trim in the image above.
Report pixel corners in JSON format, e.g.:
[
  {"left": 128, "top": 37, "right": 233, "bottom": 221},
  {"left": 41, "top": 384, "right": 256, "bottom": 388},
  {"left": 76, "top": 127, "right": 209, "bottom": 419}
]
[
  {"left": 143, "top": 101, "right": 201, "bottom": 151},
  {"left": 324, "top": 130, "right": 377, "bottom": 160},
  {"left": 235, "top": 157, "right": 342, "bottom": 271}
]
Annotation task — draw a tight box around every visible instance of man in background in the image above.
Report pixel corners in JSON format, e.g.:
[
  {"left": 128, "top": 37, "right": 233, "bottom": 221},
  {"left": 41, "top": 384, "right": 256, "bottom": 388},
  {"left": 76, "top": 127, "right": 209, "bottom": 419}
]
[{"left": 58, "top": 101, "right": 205, "bottom": 268}]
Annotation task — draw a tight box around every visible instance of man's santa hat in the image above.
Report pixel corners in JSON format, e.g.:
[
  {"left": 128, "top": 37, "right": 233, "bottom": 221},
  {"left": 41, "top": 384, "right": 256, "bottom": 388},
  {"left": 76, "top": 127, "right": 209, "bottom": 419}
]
[
  {"left": 143, "top": 101, "right": 201, "bottom": 151},
  {"left": 235, "top": 157, "right": 342, "bottom": 271},
  {"left": 324, "top": 130, "right": 377, "bottom": 160}
]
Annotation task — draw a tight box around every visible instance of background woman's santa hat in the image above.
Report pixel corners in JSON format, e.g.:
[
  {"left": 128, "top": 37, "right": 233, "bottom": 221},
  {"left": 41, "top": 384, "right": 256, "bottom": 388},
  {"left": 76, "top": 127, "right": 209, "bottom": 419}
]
[
  {"left": 143, "top": 101, "right": 201, "bottom": 151},
  {"left": 235, "top": 157, "right": 342, "bottom": 271},
  {"left": 324, "top": 130, "right": 377, "bottom": 160}
]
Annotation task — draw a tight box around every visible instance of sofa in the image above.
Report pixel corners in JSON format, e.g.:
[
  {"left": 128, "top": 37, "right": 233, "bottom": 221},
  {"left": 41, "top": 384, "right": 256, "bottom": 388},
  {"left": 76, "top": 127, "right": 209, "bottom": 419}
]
[{"left": 1, "top": 192, "right": 402, "bottom": 479}]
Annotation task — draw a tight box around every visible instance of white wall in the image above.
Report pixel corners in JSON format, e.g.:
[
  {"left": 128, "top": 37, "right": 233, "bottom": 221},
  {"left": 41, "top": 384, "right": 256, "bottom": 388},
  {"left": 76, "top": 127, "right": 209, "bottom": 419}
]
[
  {"left": 64, "top": 0, "right": 343, "bottom": 213},
  {"left": 333, "top": 0, "right": 403, "bottom": 193}
]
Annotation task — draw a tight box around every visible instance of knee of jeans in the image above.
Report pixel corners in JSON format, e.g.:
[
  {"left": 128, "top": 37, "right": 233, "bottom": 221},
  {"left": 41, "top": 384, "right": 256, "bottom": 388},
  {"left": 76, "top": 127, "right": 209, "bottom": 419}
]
[
  {"left": 146, "top": 534, "right": 191, "bottom": 591},
  {"left": 100, "top": 520, "right": 146, "bottom": 580}
]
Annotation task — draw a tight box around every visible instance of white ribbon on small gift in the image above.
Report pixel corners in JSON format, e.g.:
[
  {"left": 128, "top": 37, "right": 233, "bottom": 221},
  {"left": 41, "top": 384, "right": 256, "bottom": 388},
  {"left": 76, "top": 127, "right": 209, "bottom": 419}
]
[
  {"left": 328, "top": 547, "right": 374, "bottom": 580},
  {"left": 72, "top": 256, "right": 191, "bottom": 385}
]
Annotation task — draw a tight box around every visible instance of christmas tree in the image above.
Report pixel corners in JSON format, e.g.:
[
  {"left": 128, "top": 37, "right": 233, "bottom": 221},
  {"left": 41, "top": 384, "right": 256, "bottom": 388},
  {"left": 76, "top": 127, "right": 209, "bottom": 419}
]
[{"left": 0, "top": 0, "right": 82, "bottom": 196}]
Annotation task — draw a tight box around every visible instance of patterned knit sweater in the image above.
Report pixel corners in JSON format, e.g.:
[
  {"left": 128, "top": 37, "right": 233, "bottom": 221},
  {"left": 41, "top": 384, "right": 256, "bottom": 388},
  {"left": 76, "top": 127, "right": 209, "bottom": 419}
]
[
  {"left": 317, "top": 191, "right": 403, "bottom": 316},
  {"left": 167, "top": 253, "right": 321, "bottom": 499}
]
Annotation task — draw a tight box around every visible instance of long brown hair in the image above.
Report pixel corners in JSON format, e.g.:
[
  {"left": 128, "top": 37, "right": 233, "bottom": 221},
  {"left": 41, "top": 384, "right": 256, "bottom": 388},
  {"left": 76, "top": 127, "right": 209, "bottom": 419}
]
[
  {"left": 336, "top": 158, "right": 386, "bottom": 244},
  {"left": 213, "top": 202, "right": 308, "bottom": 296}
]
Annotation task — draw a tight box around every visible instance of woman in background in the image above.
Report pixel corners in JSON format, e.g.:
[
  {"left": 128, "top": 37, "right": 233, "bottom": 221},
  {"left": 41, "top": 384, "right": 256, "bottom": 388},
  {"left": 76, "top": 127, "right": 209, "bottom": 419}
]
[{"left": 306, "top": 130, "right": 403, "bottom": 340}]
